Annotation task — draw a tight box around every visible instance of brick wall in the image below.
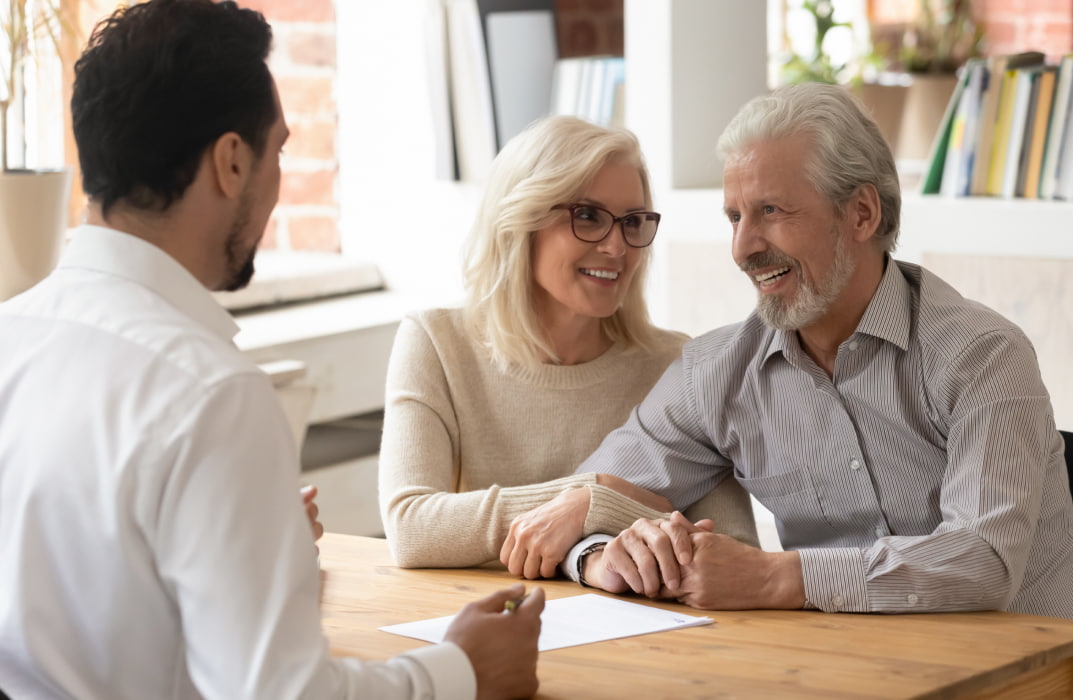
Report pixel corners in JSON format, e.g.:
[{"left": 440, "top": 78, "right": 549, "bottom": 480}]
[
  {"left": 554, "top": 0, "right": 623, "bottom": 57},
  {"left": 976, "top": 0, "right": 1073, "bottom": 59},
  {"left": 242, "top": 0, "right": 339, "bottom": 253}
]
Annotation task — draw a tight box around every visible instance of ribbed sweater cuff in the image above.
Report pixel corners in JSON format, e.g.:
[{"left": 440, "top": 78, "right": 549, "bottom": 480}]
[
  {"left": 582, "top": 484, "right": 668, "bottom": 535},
  {"left": 498, "top": 472, "right": 598, "bottom": 522}
]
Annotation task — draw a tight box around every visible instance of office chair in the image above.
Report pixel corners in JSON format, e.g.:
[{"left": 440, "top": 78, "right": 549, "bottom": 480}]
[{"left": 1062, "top": 430, "right": 1073, "bottom": 498}]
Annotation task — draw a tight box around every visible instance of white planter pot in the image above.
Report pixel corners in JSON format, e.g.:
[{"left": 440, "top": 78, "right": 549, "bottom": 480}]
[{"left": 0, "top": 168, "right": 73, "bottom": 301}]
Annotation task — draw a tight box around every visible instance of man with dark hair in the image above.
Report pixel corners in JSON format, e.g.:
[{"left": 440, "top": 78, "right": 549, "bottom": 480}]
[{"left": 0, "top": 1, "right": 542, "bottom": 698}]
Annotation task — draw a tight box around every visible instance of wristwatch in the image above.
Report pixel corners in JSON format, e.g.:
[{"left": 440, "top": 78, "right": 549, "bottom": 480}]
[{"left": 576, "top": 541, "right": 606, "bottom": 588}]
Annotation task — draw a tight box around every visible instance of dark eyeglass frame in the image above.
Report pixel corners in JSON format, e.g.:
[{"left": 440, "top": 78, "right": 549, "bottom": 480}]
[{"left": 551, "top": 203, "right": 662, "bottom": 249}]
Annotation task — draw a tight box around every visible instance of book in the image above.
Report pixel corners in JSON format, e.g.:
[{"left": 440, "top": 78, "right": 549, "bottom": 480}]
[
  {"left": 423, "top": 0, "right": 457, "bottom": 180},
  {"left": 550, "top": 56, "right": 625, "bottom": 128},
  {"left": 1056, "top": 85, "right": 1073, "bottom": 199},
  {"left": 483, "top": 8, "right": 557, "bottom": 149},
  {"left": 1000, "top": 67, "right": 1038, "bottom": 198},
  {"left": 1040, "top": 54, "right": 1073, "bottom": 199},
  {"left": 970, "top": 51, "right": 1046, "bottom": 196},
  {"left": 551, "top": 57, "right": 585, "bottom": 117},
  {"left": 939, "top": 58, "right": 987, "bottom": 196},
  {"left": 445, "top": 0, "right": 498, "bottom": 181},
  {"left": 985, "top": 68, "right": 1023, "bottom": 195},
  {"left": 921, "top": 61, "right": 974, "bottom": 195},
  {"left": 1020, "top": 67, "right": 1057, "bottom": 198}
]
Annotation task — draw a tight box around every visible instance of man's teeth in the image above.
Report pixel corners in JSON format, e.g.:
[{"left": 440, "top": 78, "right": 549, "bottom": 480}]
[
  {"left": 754, "top": 266, "right": 791, "bottom": 284},
  {"left": 582, "top": 269, "right": 619, "bottom": 280}
]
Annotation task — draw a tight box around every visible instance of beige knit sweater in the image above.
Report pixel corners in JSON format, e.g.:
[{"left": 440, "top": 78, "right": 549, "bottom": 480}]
[{"left": 378, "top": 307, "right": 757, "bottom": 568}]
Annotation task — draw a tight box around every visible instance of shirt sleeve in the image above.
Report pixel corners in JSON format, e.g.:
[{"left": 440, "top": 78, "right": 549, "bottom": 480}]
[
  {"left": 800, "top": 329, "right": 1057, "bottom": 613},
  {"left": 151, "top": 373, "right": 476, "bottom": 699},
  {"left": 378, "top": 315, "right": 597, "bottom": 568},
  {"left": 576, "top": 356, "right": 734, "bottom": 511}
]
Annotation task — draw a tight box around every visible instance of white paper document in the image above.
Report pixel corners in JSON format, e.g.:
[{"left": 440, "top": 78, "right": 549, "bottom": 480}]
[{"left": 379, "top": 593, "right": 713, "bottom": 652}]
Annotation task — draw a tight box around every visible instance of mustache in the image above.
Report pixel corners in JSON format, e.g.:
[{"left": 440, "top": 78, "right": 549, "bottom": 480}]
[{"left": 739, "top": 251, "right": 796, "bottom": 273}]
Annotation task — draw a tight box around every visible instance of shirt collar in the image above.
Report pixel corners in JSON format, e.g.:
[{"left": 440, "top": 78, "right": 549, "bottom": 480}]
[
  {"left": 760, "top": 255, "right": 912, "bottom": 366},
  {"left": 59, "top": 224, "right": 240, "bottom": 342}
]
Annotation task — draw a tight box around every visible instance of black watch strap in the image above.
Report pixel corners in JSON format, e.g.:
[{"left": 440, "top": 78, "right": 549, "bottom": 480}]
[{"left": 576, "top": 541, "right": 606, "bottom": 588}]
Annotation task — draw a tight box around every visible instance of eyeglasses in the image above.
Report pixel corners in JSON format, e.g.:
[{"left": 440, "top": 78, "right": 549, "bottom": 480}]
[{"left": 552, "top": 203, "right": 661, "bottom": 248}]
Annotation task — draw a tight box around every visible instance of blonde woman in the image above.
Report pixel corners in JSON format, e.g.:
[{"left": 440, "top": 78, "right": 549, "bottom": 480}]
[{"left": 378, "top": 116, "right": 756, "bottom": 573}]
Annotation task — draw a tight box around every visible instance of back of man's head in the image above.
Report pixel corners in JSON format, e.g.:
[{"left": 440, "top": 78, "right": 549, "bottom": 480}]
[
  {"left": 718, "top": 82, "right": 902, "bottom": 252},
  {"left": 72, "top": 0, "right": 275, "bottom": 218}
]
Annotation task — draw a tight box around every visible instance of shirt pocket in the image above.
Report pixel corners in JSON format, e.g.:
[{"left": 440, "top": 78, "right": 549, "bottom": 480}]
[{"left": 737, "top": 468, "right": 840, "bottom": 548}]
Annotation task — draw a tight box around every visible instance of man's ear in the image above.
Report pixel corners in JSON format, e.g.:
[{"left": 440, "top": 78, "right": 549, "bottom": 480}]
[
  {"left": 844, "top": 183, "right": 882, "bottom": 242},
  {"left": 210, "top": 132, "right": 252, "bottom": 200}
]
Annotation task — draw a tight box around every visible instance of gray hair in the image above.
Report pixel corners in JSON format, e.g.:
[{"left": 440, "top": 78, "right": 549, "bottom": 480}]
[{"left": 717, "top": 83, "right": 901, "bottom": 252}]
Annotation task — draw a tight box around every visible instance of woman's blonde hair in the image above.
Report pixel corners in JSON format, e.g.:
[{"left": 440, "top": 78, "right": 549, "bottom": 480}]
[{"left": 463, "top": 115, "right": 660, "bottom": 369}]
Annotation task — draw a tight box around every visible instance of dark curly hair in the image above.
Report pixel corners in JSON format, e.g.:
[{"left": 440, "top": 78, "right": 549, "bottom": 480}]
[{"left": 72, "top": 0, "right": 275, "bottom": 216}]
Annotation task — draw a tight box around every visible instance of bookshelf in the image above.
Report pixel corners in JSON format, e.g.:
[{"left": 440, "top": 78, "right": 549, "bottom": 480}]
[
  {"left": 623, "top": 2, "right": 1073, "bottom": 428},
  {"left": 331, "top": 2, "right": 1073, "bottom": 426}
]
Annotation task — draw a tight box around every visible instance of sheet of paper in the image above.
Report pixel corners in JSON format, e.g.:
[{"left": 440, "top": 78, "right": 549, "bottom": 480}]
[{"left": 379, "top": 593, "right": 712, "bottom": 652}]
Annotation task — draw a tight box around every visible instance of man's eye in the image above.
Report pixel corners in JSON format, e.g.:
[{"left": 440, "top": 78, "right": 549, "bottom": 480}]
[{"left": 762, "top": 205, "right": 776, "bottom": 215}]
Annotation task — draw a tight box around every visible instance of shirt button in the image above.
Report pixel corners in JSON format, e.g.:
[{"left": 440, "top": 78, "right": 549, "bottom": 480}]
[
  {"left": 874, "top": 526, "right": 886, "bottom": 537},
  {"left": 907, "top": 594, "right": 919, "bottom": 606},
  {"left": 848, "top": 340, "right": 859, "bottom": 351},
  {"left": 831, "top": 594, "right": 845, "bottom": 609},
  {"left": 850, "top": 459, "right": 861, "bottom": 471}
]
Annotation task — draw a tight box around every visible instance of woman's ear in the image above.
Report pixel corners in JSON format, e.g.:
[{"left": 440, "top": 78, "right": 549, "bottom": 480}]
[{"left": 209, "top": 132, "right": 252, "bottom": 200}]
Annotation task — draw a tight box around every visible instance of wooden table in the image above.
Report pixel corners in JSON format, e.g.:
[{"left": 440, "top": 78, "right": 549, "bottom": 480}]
[{"left": 318, "top": 533, "right": 1073, "bottom": 699}]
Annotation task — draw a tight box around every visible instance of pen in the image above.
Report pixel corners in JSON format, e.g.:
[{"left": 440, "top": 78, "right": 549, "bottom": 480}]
[{"left": 503, "top": 593, "right": 528, "bottom": 614}]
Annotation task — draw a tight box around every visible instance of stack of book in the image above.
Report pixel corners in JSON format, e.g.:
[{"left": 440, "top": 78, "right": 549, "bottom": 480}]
[
  {"left": 922, "top": 52, "right": 1073, "bottom": 200},
  {"left": 550, "top": 56, "right": 626, "bottom": 129}
]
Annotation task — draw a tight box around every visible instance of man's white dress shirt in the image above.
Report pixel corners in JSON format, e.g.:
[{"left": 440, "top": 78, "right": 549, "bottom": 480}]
[{"left": 0, "top": 226, "right": 475, "bottom": 699}]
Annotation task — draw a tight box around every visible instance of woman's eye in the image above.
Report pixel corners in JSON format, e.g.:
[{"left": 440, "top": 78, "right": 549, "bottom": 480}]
[{"left": 573, "top": 206, "right": 599, "bottom": 222}]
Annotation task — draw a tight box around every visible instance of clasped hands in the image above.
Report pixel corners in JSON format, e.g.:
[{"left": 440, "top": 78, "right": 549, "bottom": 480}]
[{"left": 504, "top": 501, "right": 806, "bottom": 610}]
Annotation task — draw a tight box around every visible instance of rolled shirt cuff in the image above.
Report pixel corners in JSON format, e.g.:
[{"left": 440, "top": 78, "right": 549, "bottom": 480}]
[{"left": 561, "top": 534, "right": 614, "bottom": 584}]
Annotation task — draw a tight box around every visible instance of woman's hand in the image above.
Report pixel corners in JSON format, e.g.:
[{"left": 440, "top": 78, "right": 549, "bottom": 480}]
[{"left": 500, "top": 487, "right": 590, "bottom": 579}]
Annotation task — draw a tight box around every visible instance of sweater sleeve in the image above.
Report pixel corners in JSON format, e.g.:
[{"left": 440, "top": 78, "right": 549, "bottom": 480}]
[{"left": 378, "top": 315, "right": 598, "bottom": 568}]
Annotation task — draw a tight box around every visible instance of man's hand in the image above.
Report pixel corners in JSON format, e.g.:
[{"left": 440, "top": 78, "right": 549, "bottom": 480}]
[
  {"left": 661, "top": 533, "right": 806, "bottom": 610},
  {"left": 601, "top": 511, "right": 713, "bottom": 597},
  {"left": 501, "top": 488, "right": 589, "bottom": 579},
  {"left": 300, "top": 484, "right": 324, "bottom": 541},
  {"left": 445, "top": 584, "right": 545, "bottom": 700}
]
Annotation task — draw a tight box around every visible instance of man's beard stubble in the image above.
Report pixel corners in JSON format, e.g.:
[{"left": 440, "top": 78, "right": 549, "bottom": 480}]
[{"left": 747, "top": 227, "right": 855, "bottom": 332}]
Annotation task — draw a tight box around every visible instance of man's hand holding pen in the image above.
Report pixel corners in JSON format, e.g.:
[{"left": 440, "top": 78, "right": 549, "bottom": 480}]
[{"left": 445, "top": 583, "right": 545, "bottom": 699}]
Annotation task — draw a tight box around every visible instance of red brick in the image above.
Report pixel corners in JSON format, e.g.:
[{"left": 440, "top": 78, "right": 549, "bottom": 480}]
[
  {"left": 275, "top": 76, "right": 337, "bottom": 118},
  {"left": 287, "top": 31, "right": 337, "bottom": 69},
  {"left": 242, "top": 0, "right": 334, "bottom": 24},
  {"left": 280, "top": 170, "right": 336, "bottom": 207},
  {"left": 561, "top": 19, "right": 598, "bottom": 58},
  {"left": 555, "top": 0, "right": 585, "bottom": 13},
  {"left": 286, "top": 119, "right": 336, "bottom": 161},
  {"left": 288, "top": 216, "right": 340, "bottom": 252},
  {"left": 586, "top": 0, "right": 620, "bottom": 12}
]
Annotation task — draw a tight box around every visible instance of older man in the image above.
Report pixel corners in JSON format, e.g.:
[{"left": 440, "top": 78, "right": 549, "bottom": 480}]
[{"left": 556, "top": 82, "right": 1073, "bottom": 619}]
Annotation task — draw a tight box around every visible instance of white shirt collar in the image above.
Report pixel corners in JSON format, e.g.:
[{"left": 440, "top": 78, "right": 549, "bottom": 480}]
[{"left": 59, "top": 224, "right": 240, "bottom": 342}]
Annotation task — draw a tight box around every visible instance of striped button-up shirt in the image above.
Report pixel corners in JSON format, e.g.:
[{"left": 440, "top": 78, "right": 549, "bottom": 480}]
[{"left": 579, "top": 259, "right": 1073, "bottom": 618}]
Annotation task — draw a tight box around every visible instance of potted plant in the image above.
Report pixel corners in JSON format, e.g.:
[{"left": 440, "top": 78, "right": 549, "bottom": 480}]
[
  {"left": 1, "top": 0, "right": 75, "bottom": 301},
  {"left": 872, "top": 0, "right": 984, "bottom": 160}
]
